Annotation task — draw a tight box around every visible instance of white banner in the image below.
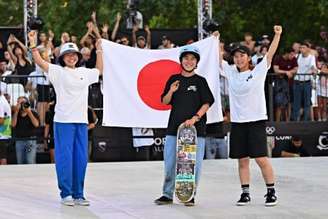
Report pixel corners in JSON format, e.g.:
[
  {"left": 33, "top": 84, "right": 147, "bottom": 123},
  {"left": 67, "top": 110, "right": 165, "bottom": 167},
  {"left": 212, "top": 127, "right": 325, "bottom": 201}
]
[{"left": 102, "top": 37, "right": 223, "bottom": 128}]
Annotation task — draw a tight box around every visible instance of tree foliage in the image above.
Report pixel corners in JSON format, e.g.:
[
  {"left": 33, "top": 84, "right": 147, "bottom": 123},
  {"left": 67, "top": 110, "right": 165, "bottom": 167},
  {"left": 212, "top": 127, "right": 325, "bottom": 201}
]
[{"left": 0, "top": 0, "right": 327, "bottom": 46}]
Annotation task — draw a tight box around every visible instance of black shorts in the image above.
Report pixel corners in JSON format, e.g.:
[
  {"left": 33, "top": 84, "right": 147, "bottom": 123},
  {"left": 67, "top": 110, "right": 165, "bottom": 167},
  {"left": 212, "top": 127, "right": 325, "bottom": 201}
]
[
  {"left": 229, "top": 120, "right": 267, "bottom": 159},
  {"left": 0, "top": 140, "right": 10, "bottom": 159},
  {"left": 37, "top": 84, "right": 51, "bottom": 102}
]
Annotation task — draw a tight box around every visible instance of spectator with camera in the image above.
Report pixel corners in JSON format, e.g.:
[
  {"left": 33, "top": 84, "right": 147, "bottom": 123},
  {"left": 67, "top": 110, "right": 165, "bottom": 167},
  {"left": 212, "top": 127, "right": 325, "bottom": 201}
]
[{"left": 12, "top": 96, "right": 40, "bottom": 164}]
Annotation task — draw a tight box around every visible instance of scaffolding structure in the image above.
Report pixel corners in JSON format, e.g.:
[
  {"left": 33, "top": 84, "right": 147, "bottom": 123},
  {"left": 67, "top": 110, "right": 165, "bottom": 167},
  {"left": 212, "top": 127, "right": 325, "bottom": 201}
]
[
  {"left": 197, "top": 0, "right": 212, "bottom": 40},
  {"left": 23, "top": 0, "right": 37, "bottom": 45}
]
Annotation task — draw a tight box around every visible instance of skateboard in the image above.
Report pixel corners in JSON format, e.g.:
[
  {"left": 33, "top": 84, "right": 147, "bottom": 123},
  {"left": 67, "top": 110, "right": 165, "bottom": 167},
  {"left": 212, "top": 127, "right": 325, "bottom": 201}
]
[{"left": 175, "top": 123, "right": 197, "bottom": 202}]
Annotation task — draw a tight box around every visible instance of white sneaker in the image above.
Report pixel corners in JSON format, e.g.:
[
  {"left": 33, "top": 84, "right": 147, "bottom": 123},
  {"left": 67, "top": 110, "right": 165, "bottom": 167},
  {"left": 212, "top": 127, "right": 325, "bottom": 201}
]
[
  {"left": 61, "top": 196, "right": 75, "bottom": 206},
  {"left": 74, "top": 198, "right": 90, "bottom": 206}
]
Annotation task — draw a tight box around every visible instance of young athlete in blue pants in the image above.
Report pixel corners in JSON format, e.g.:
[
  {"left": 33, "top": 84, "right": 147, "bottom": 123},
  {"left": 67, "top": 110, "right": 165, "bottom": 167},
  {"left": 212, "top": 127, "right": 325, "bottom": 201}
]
[{"left": 28, "top": 30, "right": 103, "bottom": 206}]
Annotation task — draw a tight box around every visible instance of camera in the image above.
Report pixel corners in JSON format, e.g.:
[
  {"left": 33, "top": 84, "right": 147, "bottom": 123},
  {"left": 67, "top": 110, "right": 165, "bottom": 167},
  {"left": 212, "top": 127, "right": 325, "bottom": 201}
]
[
  {"left": 20, "top": 101, "right": 30, "bottom": 110},
  {"left": 28, "top": 16, "right": 44, "bottom": 31},
  {"left": 203, "top": 18, "right": 219, "bottom": 33},
  {"left": 126, "top": 0, "right": 142, "bottom": 29}
]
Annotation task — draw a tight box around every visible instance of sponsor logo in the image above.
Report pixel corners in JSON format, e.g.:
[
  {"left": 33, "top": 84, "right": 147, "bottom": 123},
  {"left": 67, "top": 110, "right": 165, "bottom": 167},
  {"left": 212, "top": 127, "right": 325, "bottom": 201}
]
[
  {"left": 187, "top": 85, "right": 197, "bottom": 92},
  {"left": 97, "top": 141, "right": 107, "bottom": 152},
  {"left": 275, "top": 136, "right": 292, "bottom": 141},
  {"left": 317, "top": 131, "right": 328, "bottom": 150},
  {"left": 266, "top": 126, "right": 276, "bottom": 135}
]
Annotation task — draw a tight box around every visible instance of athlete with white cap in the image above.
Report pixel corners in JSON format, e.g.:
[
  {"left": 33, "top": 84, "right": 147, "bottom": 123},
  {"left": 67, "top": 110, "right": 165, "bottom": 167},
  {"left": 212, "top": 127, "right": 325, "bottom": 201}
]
[{"left": 28, "top": 30, "right": 103, "bottom": 206}]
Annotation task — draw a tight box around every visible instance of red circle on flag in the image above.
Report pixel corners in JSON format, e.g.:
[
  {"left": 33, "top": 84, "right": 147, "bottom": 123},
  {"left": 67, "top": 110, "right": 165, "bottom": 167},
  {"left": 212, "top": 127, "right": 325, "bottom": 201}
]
[{"left": 137, "top": 59, "right": 181, "bottom": 110}]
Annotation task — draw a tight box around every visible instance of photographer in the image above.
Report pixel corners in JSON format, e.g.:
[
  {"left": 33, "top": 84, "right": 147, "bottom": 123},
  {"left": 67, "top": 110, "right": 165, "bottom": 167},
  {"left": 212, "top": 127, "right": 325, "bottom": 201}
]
[
  {"left": 126, "top": 0, "right": 143, "bottom": 29},
  {"left": 12, "top": 96, "right": 39, "bottom": 164}
]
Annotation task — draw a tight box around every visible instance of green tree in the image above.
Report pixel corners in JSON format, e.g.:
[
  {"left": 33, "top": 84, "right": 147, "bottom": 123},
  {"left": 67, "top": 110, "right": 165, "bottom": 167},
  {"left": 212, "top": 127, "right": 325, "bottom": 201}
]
[{"left": 0, "top": 0, "right": 327, "bottom": 47}]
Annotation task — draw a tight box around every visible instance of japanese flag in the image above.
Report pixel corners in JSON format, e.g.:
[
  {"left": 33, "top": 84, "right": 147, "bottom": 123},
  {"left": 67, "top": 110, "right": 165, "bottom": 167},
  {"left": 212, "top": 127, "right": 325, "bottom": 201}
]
[{"left": 101, "top": 37, "right": 223, "bottom": 128}]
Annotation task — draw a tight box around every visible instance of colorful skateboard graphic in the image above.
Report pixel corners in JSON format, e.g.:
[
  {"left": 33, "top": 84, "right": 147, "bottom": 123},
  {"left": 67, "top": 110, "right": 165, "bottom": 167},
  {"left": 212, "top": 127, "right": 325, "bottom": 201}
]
[{"left": 175, "top": 123, "right": 197, "bottom": 203}]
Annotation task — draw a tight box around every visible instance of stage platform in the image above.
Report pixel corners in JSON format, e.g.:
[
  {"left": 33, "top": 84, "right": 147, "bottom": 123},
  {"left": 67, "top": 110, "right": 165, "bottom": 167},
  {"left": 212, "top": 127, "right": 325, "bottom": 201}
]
[{"left": 0, "top": 157, "right": 327, "bottom": 219}]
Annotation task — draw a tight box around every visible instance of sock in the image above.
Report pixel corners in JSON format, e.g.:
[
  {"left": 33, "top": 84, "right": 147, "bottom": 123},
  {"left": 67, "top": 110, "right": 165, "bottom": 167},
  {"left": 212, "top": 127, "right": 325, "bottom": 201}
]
[
  {"left": 266, "top": 183, "right": 275, "bottom": 193},
  {"left": 241, "top": 184, "right": 249, "bottom": 194}
]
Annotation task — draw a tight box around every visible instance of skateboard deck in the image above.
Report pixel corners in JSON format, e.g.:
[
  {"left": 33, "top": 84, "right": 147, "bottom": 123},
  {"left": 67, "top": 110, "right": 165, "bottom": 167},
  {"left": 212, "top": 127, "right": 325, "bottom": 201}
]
[{"left": 175, "top": 123, "right": 197, "bottom": 202}]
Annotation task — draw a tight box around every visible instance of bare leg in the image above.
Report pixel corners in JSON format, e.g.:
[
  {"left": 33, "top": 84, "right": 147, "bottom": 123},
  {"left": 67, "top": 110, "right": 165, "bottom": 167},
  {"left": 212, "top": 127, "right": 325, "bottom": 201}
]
[
  {"left": 255, "top": 157, "right": 275, "bottom": 184},
  {"left": 238, "top": 157, "right": 250, "bottom": 185}
]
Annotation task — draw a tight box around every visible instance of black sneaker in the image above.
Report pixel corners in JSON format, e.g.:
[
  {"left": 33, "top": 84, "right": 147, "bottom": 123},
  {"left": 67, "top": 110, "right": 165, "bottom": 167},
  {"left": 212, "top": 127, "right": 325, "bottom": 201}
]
[
  {"left": 236, "top": 193, "right": 251, "bottom": 206},
  {"left": 184, "top": 198, "right": 195, "bottom": 207},
  {"left": 154, "top": 196, "right": 173, "bottom": 205},
  {"left": 265, "top": 191, "right": 278, "bottom": 207}
]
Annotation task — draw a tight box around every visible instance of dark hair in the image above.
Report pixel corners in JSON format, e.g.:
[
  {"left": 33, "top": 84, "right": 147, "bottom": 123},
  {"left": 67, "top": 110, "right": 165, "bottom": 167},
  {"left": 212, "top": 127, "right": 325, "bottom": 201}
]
[
  {"left": 58, "top": 52, "right": 82, "bottom": 67},
  {"left": 260, "top": 45, "right": 269, "bottom": 53},
  {"left": 282, "top": 47, "right": 294, "bottom": 54},
  {"left": 13, "top": 44, "right": 30, "bottom": 64},
  {"left": 301, "top": 41, "right": 311, "bottom": 48},
  {"left": 244, "top": 32, "right": 253, "bottom": 37},
  {"left": 292, "top": 136, "right": 302, "bottom": 142}
]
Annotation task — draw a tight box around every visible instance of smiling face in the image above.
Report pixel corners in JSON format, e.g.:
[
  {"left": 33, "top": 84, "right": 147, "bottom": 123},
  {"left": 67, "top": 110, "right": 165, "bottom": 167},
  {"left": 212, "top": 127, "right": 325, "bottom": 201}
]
[
  {"left": 63, "top": 52, "right": 79, "bottom": 68},
  {"left": 181, "top": 53, "right": 197, "bottom": 72},
  {"left": 233, "top": 51, "right": 251, "bottom": 71}
]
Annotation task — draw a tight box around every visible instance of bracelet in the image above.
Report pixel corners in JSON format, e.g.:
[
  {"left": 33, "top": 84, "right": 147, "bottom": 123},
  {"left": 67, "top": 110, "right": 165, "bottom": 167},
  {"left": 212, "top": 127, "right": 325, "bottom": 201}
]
[{"left": 96, "top": 50, "right": 103, "bottom": 54}]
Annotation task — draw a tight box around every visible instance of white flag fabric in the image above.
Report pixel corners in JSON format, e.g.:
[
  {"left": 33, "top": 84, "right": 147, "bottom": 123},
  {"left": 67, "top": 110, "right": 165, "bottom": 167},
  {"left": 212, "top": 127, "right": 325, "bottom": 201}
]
[{"left": 102, "top": 37, "right": 223, "bottom": 128}]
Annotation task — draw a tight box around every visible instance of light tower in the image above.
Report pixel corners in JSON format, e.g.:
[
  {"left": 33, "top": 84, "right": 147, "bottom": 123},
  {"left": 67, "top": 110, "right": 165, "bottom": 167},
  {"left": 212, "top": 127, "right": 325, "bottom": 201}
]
[{"left": 198, "top": 0, "right": 212, "bottom": 40}]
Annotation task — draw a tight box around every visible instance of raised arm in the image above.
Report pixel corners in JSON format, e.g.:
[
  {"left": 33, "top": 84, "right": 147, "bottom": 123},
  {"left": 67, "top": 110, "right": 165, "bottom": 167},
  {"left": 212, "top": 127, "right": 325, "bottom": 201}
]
[
  {"left": 101, "top": 24, "right": 109, "bottom": 40},
  {"left": 28, "top": 31, "right": 49, "bottom": 73},
  {"left": 95, "top": 39, "right": 103, "bottom": 75},
  {"left": 267, "top": 25, "right": 282, "bottom": 66},
  {"left": 80, "top": 22, "right": 93, "bottom": 47},
  {"left": 132, "top": 25, "right": 138, "bottom": 47},
  {"left": 7, "top": 35, "right": 18, "bottom": 64},
  {"left": 13, "top": 35, "right": 28, "bottom": 54},
  {"left": 145, "top": 25, "right": 151, "bottom": 49},
  {"left": 212, "top": 31, "right": 223, "bottom": 66},
  {"left": 111, "top": 12, "right": 121, "bottom": 41}
]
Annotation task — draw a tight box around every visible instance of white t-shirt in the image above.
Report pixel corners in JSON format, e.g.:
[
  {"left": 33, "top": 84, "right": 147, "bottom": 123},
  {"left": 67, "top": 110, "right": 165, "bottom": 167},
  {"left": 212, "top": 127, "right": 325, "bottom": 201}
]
[
  {"left": 295, "top": 54, "right": 316, "bottom": 81},
  {"left": 221, "top": 56, "right": 269, "bottom": 123},
  {"left": 47, "top": 64, "right": 99, "bottom": 123}
]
